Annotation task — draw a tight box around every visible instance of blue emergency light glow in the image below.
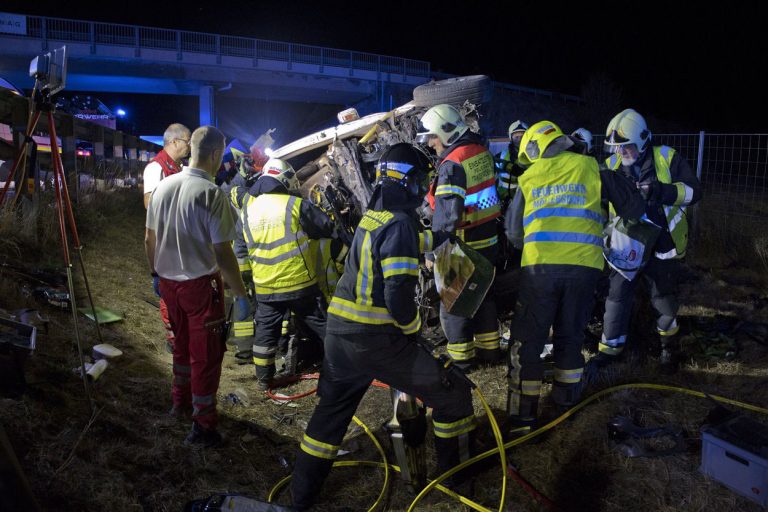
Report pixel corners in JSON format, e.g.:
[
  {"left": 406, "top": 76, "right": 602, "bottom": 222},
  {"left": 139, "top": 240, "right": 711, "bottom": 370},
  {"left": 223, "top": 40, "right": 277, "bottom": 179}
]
[{"left": 116, "top": 108, "right": 126, "bottom": 117}]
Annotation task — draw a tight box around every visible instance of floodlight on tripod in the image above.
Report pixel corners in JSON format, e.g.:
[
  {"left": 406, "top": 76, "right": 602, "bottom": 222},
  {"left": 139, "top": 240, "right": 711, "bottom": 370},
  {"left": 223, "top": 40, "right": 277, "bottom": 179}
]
[{"left": 28, "top": 45, "right": 67, "bottom": 97}]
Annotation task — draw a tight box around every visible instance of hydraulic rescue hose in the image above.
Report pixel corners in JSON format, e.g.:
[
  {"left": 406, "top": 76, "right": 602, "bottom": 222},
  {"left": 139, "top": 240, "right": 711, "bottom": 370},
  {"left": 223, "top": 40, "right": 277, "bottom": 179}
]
[{"left": 267, "top": 380, "right": 768, "bottom": 511}]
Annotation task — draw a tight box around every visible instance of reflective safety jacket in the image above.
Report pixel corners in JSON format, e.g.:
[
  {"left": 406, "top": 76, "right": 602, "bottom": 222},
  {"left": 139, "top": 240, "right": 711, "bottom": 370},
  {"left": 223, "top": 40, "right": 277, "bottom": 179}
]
[
  {"left": 518, "top": 151, "right": 604, "bottom": 270},
  {"left": 327, "top": 209, "right": 422, "bottom": 337},
  {"left": 151, "top": 149, "right": 181, "bottom": 179},
  {"left": 310, "top": 238, "right": 347, "bottom": 302},
  {"left": 242, "top": 193, "right": 316, "bottom": 298},
  {"left": 605, "top": 146, "right": 701, "bottom": 258},
  {"left": 495, "top": 147, "right": 525, "bottom": 202},
  {"left": 431, "top": 135, "right": 502, "bottom": 257}
]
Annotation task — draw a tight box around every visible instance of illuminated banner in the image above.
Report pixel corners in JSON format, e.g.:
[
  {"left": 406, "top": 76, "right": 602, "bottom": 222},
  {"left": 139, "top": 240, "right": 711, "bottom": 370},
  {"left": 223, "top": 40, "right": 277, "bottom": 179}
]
[{"left": 0, "top": 12, "right": 26, "bottom": 35}]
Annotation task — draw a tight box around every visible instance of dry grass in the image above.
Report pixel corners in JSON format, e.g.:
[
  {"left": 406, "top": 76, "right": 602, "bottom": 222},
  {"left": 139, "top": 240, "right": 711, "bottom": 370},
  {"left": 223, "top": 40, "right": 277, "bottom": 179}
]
[{"left": 0, "top": 190, "right": 766, "bottom": 511}]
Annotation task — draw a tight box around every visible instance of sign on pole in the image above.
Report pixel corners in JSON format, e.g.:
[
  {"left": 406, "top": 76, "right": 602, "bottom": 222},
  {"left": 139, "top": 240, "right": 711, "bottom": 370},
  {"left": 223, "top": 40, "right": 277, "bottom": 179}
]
[{"left": 0, "top": 12, "right": 26, "bottom": 35}]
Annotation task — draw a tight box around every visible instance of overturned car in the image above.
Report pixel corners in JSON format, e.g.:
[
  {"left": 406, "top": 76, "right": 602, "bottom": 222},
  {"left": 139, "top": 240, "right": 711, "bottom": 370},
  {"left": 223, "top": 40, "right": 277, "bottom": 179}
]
[{"left": 271, "top": 75, "right": 494, "bottom": 235}]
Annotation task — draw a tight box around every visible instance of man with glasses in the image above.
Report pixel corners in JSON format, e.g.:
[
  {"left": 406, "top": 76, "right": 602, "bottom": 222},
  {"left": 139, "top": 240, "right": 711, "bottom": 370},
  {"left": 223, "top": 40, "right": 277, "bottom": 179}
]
[{"left": 143, "top": 123, "right": 192, "bottom": 354}]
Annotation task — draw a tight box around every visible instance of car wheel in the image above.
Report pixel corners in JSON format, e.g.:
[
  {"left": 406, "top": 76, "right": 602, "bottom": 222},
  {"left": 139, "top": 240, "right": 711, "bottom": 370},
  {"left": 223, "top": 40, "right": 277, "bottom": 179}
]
[{"left": 412, "top": 75, "right": 492, "bottom": 107}]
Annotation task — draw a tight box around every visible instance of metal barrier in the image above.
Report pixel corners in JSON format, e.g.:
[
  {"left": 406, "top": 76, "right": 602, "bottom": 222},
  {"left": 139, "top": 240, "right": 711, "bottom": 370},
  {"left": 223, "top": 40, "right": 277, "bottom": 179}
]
[{"left": 10, "top": 14, "right": 431, "bottom": 78}]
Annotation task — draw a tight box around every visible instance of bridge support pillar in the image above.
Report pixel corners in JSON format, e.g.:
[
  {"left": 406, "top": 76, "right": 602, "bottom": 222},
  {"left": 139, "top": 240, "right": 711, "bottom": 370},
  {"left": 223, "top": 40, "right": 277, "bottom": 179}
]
[{"left": 199, "top": 85, "right": 215, "bottom": 127}]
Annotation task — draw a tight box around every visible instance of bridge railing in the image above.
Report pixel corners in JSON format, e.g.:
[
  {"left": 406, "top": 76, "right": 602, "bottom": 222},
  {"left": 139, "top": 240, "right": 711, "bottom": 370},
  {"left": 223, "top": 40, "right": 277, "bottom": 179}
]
[{"left": 15, "top": 14, "right": 431, "bottom": 78}]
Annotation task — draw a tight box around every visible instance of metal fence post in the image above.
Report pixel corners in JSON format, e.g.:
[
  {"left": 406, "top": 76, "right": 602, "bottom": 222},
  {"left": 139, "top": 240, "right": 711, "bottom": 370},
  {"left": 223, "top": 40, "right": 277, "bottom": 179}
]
[
  {"left": 89, "top": 22, "right": 95, "bottom": 54},
  {"left": 41, "top": 17, "right": 48, "bottom": 51},
  {"left": 696, "top": 130, "right": 705, "bottom": 181}
]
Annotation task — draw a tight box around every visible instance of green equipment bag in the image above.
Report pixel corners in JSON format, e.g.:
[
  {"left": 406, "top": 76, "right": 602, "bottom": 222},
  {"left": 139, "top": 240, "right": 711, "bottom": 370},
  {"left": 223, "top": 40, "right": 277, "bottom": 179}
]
[
  {"left": 433, "top": 239, "right": 495, "bottom": 318},
  {"left": 604, "top": 215, "right": 662, "bottom": 281}
]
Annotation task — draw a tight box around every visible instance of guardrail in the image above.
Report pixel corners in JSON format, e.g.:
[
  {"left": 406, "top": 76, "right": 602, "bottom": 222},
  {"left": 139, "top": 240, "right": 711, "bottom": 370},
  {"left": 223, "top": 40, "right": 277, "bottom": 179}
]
[{"left": 10, "top": 14, "right": 431, "bottom": 78}]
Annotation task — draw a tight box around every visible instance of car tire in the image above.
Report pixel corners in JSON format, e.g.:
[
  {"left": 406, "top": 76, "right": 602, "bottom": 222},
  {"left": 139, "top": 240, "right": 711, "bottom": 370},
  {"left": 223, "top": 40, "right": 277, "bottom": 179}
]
[{"left": 412, "top": 75, "right": 492, "bottom": 107}]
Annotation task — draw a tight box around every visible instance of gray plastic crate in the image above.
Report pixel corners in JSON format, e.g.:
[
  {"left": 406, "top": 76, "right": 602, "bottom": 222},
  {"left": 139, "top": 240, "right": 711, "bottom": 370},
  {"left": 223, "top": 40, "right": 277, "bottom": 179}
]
[{"left": 700, "top": 415, "right": 768, "bottom": 507}]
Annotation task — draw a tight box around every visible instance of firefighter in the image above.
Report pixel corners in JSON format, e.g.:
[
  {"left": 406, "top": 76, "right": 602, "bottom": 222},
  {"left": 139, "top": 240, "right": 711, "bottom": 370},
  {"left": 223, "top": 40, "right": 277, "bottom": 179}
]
[
  {"left": 596, "top": 109, "right": 702, "bottom": 372},
  {"left": 504, "top": 120, "right": 645, "bottom": 429},
  {"left": 571, "top": 128, "right": 594, "bottom": 157},
  {"left": 240, "top": 158, "right": 336, "bottom": 390},
  {"left": 290, "top": 144, "right": 476, "bottom": 509},
  {"left": 416, "top": 104, "right": 503, "bottom": 369},
  {"left": 495, "top": 120, "right": 530, "bottom": 202},
  {"left": 222, "top": 147, "right": 263, "bottom": 364}
]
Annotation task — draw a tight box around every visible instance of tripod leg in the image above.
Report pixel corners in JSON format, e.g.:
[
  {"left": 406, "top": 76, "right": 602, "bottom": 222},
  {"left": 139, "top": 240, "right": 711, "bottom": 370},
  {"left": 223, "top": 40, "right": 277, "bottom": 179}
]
[
  {"left": 46, "top": 112, "right": 103, "bottom": 343},
  {"left": 49, "top": 114, "right": 93, "bottom": 414},
  {"left": 0, "top": 110, "right": 41, "bottom": 206}
]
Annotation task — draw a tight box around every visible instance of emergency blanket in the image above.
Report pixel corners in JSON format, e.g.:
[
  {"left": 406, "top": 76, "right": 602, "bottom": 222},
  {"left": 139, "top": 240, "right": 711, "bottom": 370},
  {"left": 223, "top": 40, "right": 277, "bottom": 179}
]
[
  {"left": 433, "top": 239, "right": 495, "bottom": 318},
  {"left": 604, "top": 215, "right": 661, "bottom": 281}
]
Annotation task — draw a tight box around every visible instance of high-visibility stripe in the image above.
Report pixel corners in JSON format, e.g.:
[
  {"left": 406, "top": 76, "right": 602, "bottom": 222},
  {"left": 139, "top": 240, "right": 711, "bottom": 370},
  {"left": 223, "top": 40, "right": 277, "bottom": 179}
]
[
  {"left": 657, "top": 319, "right": 679, "bottom": 337},
  {"left": 419, "top": 231, "right": 434, "bottom": 253},
  {"left": 554, "top": 367, "right": 583, "bottom": 384},
  {"left": 233, "top": 321, "right": 254, "bottom": 337},
  {"left": 474, "top": 331, "right": 499, "bottom": 341},
  {"left": 524, "top": 231, "right": 603, "bottom": 246},
  {"left": 254, "top": 278, "right": 317, "bottom": 296},
  {"left": 238, "top": 261, "right": 250, "bottom": 272},
  {"left": 435, "top": 184, "right": 467, "bottom": 198},
  {"left": 522, "top": 207, "right": 604, "bottom": 228},
  {"left": 601, "top": 334, "right": 626, "bottom": 348},
  {"left": 433, "top": 415, "right": 476, "bottom": 439},
  {"left": 252, "top": 356, "right": 275, "bottom": 366},
  {"left": 173, "top": 363, "right": 191, "bottom": 375},
  {"left": 192, "top": 394, "right": 214, "bottom": 406},
  {"left": 447, "top": 341, "right": 475, "bottom": 361},
  {"left": 328, "top": 297, "right": 394, "bottom": 325},
  {"left": 598, "top": 343, "right": 623, "bottom": 356},
  {"left": 520, "top": 380, "right": 541, "bottom": 396},
  {"left": 250, "top": 237, "right": 310, "bottom": 265},
  {"left": 381, "top": 257, "right": 419, "bottom": 278},
  {"left": 300, "top": 434, "right": 339, "bottom": 460},
  {"left": 356, "top": 232, "right": 373, "bottom": 305},
  {"left": 397, "top": 312, "right": 421, "bottom": 335},
  {"left": 466, "top": 235, "right": 498, "bottom": 250}
]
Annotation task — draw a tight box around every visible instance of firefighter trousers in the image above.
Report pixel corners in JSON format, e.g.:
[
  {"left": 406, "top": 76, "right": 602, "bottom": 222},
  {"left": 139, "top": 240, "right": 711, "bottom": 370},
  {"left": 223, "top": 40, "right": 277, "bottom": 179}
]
[
  {"left": 253, "top": 293, "right": 326, "bottom": 381},
  {"left": 601, "top": 257, "right": 680, "bottom": 356},
  {"left": 508, "top": 268, "right": 600, "bottom": 416},
  {"left": 290, "top": 331, "right": 475, "bottom": 510},
  {"left": 160, "top": 273, "right": 227, "bottom": 431}
]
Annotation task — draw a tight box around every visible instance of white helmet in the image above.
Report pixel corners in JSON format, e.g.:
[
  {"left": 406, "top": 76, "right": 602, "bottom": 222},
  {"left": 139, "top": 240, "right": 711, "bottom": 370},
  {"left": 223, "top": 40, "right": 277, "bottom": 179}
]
[
  {"left": 415, "top": 104, "right": 468, "bottom": 146},
  {"left": 508, "top": 120, "right": 529, "bottom": 140},
  {"left": 571, "top": 128, "right": 593, "bottom": 153},
  {"left": 604, "top": 109, "right": 651, "bottom": 153},
  {"left": 260, "top": 158, "right": 300, "bottom": 193}
]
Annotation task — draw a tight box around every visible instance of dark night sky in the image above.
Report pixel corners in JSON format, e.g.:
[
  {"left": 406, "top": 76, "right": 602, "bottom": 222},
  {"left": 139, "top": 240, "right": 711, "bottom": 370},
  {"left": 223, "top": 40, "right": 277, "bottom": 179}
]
[{"left": 3, "top": 1, "right": 766, "bottom": 133}]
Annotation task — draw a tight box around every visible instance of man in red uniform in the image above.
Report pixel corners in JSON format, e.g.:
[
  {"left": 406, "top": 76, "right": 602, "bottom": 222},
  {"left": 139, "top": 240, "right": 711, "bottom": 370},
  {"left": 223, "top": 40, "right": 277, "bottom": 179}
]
[
  {"left": 145, "top": 126, "right": 250, "bottom": 447},
  {"left": 143, "top": 123, "right": 191, "bottom": 354}
]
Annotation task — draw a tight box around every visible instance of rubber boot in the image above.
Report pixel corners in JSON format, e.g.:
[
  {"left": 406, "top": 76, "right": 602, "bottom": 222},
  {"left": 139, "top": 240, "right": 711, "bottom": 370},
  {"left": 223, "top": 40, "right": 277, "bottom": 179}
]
[
  {"left": 503, "top": 393, "right": 538, "bottom": 440},
  {"left": 659, "top": 335, "right": 678, "bottom": 375}
]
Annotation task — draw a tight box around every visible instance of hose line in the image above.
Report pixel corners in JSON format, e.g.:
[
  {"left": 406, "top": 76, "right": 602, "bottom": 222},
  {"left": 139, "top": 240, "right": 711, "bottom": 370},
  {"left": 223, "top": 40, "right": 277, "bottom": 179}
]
[{"left": 269, "top": 382, "right": 768, "bottom": 510}]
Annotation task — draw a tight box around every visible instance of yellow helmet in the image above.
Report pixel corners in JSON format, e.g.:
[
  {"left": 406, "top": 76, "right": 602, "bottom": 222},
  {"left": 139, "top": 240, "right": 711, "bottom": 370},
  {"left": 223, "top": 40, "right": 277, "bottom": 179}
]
[
  {"left": 604, "top": 108, "right": 651, "bottom": 153},
  {"left": 517, "top": 121, "right": 566, "bottom": 165},
  {"left": 415, "top": 104, "right": 468, "bottom": 146}
]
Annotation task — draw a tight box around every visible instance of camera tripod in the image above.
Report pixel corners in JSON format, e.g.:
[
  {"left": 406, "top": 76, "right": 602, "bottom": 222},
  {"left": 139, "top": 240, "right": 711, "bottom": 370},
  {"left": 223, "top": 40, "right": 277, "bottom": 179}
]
[{"left": 0, "top": 82, "right": 103, "bottom": 413}]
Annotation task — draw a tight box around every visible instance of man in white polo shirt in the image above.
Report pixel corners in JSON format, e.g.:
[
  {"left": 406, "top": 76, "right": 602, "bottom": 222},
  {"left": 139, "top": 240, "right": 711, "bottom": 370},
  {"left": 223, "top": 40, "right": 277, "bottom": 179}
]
[{"left": 145, "top": 125, "right": 250, "bottom": 448}]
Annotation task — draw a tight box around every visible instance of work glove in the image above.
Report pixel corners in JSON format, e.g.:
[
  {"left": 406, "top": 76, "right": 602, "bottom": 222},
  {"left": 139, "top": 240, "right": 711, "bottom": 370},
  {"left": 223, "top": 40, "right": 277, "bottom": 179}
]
[
  {"left": 152, "top": 274, "right": 161, "bottom": 298},
  {"left": 234, "top": 296, "right": 252, "bottom": 322},
  {"left": 638, "top": 180, "right": 663, "bottom": 202}
]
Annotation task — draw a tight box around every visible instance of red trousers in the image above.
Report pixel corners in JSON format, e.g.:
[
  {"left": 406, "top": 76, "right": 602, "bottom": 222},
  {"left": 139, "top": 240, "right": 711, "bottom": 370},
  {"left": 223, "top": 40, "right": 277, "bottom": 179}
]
[
  {"left": 159, "top": 298, "right": 176, "bottom": 346},
  {"left": 160, "top": 273, "right": 226, "bottom": 430}
]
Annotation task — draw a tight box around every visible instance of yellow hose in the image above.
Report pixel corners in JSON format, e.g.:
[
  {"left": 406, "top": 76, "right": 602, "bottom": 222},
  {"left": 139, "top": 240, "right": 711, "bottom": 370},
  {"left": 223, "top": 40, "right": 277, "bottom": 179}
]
[{"left": 269, "top": 382, "right": 768, "bottom": 510}]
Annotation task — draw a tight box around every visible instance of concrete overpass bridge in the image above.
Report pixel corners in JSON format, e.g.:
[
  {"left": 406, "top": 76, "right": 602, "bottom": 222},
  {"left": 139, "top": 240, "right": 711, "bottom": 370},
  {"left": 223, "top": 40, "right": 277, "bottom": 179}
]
[{"left": 0, "top": 12, "right": 432, "bottom": 127}]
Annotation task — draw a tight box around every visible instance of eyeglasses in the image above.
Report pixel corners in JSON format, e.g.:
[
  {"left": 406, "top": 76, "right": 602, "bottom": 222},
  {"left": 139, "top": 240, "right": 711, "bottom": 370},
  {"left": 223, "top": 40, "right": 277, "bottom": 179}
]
[{"left": 175, "top": 138, "right": 190, "bottom": 145}]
